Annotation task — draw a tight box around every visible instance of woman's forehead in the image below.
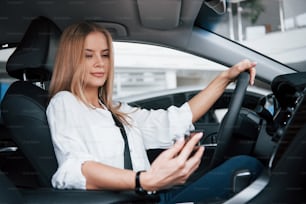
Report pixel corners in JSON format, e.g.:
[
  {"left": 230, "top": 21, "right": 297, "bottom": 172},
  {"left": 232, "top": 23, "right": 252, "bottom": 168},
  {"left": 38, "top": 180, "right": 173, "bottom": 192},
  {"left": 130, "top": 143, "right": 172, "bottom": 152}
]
[{"left": 84, "top": 32, "right": 108, "bottom": 51}]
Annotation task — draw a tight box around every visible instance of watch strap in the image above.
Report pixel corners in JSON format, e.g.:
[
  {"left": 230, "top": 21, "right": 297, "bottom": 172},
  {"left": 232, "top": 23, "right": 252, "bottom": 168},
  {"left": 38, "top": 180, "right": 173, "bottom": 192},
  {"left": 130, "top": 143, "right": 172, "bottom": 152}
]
[{"left": 135, "top": 171, "right": 157, "bottom": 195}]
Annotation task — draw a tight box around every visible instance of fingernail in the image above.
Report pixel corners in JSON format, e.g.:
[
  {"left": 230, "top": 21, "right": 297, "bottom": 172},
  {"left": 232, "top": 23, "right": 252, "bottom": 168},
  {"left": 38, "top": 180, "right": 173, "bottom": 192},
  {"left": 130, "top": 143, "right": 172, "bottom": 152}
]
[{"left": 196, "top": 132, "right": 203, "bottom": 138}]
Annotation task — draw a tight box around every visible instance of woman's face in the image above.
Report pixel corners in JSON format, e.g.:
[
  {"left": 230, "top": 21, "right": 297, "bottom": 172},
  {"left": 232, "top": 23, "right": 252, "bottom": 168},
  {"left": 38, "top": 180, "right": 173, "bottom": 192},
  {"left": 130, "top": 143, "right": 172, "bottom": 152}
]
[{"left": 83, "top": 31, "right": 110, "bottom": 91}]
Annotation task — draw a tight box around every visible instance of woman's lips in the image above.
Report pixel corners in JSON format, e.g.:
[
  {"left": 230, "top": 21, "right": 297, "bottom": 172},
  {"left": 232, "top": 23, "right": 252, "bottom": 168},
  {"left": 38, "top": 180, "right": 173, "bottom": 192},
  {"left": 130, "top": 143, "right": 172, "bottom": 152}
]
[{"left": 91, "top": 72, "right": 105, "bottom": 77}]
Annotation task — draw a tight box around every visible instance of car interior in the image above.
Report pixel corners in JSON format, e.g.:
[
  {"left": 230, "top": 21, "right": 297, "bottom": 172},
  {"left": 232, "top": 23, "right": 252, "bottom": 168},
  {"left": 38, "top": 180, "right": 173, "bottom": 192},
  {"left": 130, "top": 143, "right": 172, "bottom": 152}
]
[{"left": 0, "top": 0, "right": 305, "bottom": 203}]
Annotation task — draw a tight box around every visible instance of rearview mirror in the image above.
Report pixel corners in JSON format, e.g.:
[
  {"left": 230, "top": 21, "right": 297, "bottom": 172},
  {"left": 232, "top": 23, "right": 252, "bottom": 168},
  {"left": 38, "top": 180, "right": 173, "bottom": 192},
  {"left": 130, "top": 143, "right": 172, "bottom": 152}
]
[{"left": 204, "top": 0, "right": 226, "bottom": 14}]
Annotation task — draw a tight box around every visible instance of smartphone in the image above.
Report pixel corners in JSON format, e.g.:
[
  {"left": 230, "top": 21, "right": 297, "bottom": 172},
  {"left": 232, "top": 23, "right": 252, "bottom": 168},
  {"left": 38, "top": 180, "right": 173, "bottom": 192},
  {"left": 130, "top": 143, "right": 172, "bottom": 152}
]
[
  {"left": 186, "top": 132, "right": 217, "bottom": 148},
  {"left": 173, "top": 132, "right": 217, "bottom": 148}
]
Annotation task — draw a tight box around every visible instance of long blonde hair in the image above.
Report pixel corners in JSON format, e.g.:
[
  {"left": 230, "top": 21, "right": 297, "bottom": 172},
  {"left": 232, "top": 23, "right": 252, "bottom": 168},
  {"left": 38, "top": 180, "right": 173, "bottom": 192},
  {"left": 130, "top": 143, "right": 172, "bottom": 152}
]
[{"left": 49, "top": 21, "right": 129, "bottom": 124}]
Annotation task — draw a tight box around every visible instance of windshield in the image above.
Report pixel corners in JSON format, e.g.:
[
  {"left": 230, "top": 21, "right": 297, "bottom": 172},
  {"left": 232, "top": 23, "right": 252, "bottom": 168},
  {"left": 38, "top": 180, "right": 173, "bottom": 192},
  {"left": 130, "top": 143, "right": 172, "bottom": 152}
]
[{"left": 196, "top": 0, "right": 306, "bottom": 72}]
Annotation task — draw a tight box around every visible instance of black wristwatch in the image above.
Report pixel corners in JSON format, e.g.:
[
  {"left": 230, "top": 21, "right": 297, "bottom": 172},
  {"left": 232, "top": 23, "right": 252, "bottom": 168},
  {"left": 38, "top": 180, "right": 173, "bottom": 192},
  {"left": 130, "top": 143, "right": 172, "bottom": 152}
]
[{"left": 135, "top": 171, "right": 157, "bottom": 195}]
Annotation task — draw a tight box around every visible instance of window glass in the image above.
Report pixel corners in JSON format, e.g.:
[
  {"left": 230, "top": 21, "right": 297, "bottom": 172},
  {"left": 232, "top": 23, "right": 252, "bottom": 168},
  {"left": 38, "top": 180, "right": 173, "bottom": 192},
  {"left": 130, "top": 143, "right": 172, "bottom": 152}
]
[
  {"left": 0, "top": 48, "right": 15, "bottom": 102},
  {"left": 113, "top": 42, "right": 227, "bottom": 98},
  {"left": 198, "top": 0, "right": 306, "bottom": 72}
]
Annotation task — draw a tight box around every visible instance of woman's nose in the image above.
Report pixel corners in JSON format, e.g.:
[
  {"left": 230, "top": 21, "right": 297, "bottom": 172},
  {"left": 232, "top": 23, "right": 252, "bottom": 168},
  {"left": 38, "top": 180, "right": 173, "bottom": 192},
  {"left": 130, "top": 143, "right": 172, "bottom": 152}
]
[{"left": 95, "top": 55, "right": 104, "bottom": 67}]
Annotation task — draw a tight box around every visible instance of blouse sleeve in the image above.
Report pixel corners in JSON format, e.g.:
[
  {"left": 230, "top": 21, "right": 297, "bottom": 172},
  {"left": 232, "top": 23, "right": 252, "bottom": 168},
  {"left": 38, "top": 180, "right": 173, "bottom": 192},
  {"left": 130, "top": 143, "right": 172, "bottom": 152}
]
[
  {"left": 121, "top": 102, "right": 194, "bottom": 149},
  {"left": 46, "top": 92, "right": 98, "bottom": 189}
]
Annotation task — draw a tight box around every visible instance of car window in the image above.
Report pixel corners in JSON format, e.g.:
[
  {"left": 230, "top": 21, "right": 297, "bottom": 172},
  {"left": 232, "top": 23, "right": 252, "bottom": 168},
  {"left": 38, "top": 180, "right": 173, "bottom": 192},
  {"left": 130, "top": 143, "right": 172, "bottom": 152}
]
[
  {"left": 197, "top": 0, "right": 306, "bottom": 72},
  {"left": 113, "top": 42, "right": 227, "bottom": 98},
  {"left": 0, "top": 48, "right": 15, "bottom": 102}
]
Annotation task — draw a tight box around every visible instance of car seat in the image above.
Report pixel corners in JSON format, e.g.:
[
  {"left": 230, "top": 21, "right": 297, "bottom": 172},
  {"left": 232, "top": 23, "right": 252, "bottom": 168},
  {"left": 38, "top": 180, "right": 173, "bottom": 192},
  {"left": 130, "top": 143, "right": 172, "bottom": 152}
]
[
  {"left": 0, "top": 16, "right": 61, "bottom": 187},
  {"left": 0, "top": 18, "right": 160, "bottom": 203}
]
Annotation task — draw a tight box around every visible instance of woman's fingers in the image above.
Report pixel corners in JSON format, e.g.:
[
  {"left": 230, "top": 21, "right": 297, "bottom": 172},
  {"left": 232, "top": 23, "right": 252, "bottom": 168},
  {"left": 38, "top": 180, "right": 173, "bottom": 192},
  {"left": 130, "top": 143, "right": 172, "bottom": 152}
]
[
  {"left": 148, "top": 133, "right": 205, "bottom": 189},
  {"left": 177, "top": 132, "right": 203, "bottom": 161},
  {"left": 242, "top": 60, "right": 256, "bottom": 85},
  {"left": 184, "top": 146, "right": 205, "bottom": 178},
  {"left": 249, "top": 64, "right": 256, "bottom": 85},
  {"left": 230, "top": 59, "right": 257, "bottom": 85},
  {"left": 162, "top": 138, "right": 185, "bottom": 159},
  {"left": 175, "top": 136, "right": 205, "bottom": 183}
]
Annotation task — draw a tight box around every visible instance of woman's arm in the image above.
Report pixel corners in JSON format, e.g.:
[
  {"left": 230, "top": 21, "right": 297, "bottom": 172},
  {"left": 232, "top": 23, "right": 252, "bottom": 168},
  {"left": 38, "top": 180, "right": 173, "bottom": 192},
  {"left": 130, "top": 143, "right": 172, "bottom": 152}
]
[
  {"left": 82, "top": 132, "right": 204, "bottom": 191},
  {"left": 188, "top": 59, "right": 256, "bottom": 123},
  {"left": 121, "top": 102, "right": 195, "bottom": 149},
  {"left": 81, "top": 162, "right": 136, "bottom": 190}
]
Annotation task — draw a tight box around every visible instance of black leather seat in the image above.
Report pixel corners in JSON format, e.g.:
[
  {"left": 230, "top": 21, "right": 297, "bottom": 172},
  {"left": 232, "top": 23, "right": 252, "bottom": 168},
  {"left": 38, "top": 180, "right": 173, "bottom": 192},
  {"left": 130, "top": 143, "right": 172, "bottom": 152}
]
[
  {"left": 0, "top": 169, "right": 23, "bottom": 203},
  {"left": 0, "top": 16, "right": 61, "bottom": 187},
  {"left": 0, "top": 16, "right": 160, "bottom": 203}
]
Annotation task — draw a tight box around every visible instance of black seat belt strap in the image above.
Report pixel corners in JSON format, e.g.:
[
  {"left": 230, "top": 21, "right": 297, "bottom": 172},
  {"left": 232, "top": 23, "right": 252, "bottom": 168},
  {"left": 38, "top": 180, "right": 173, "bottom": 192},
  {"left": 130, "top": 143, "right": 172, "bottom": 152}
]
[{"left": 111, "top": 113, "right": 133, "bottom": 170}]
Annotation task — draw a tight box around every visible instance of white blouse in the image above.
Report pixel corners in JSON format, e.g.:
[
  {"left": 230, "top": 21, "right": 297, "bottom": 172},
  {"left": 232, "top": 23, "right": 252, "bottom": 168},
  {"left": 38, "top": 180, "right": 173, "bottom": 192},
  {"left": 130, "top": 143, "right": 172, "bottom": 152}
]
[{"left": 46, "top": 91, "right": 194, "bottom": 189}]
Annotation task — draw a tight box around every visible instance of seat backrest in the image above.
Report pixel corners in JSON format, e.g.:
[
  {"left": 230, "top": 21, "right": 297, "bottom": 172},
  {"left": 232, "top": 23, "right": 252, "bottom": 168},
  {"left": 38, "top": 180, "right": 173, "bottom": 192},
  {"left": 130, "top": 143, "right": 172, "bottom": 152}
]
[
  {"left": 0, "top": 169, "right": 23, "bottom": 203},
  {"left": 0, "top": 16, "right": 61, "bottom": 187}
]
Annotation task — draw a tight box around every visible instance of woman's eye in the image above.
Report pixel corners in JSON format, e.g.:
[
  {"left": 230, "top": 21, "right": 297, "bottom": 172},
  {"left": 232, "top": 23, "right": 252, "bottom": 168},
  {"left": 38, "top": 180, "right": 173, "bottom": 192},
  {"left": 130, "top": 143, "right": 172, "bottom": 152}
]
[
  {"left": 101, "top": 54, "right": 109, "bottom": 58},
  {"left": 85, "top": 54, "right": 93, "bottom": 58}
]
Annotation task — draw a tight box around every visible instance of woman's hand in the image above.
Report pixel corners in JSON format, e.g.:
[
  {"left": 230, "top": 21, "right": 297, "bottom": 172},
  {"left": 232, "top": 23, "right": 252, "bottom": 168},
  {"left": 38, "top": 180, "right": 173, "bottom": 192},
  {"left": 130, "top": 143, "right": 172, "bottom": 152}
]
[
  {"left": 225, "top": 59, "right": 257, "bottom": 85},
  {"left": 140, "top": 132, "right": 205, "bottom": 191},
  {"left": 188, "top": 59, "right": 257, "bottom": 123}
]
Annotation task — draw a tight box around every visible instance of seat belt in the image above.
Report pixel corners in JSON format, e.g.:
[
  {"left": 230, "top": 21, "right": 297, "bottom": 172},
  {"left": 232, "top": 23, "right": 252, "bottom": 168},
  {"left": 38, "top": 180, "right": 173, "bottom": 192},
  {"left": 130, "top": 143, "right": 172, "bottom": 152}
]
[{"left": 111, "top": 113, "right": 133, "bottom": 170}]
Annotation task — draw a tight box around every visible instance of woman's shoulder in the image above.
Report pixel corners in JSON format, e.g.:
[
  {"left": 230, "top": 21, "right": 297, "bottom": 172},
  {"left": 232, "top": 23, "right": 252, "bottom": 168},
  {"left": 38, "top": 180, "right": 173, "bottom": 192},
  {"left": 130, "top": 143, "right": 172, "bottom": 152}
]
[
  {"left": 48, "top": 91, "right": 79, "bottom": 107},
  {"left": 51, "top": 91, "right": 76, "bottom": 101}
]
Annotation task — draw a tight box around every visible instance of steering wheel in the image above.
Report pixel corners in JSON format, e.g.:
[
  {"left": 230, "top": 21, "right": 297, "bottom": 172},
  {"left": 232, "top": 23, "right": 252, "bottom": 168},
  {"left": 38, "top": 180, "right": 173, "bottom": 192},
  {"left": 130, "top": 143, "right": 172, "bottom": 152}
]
[{"left": 209, "top": 72, "right": 250, "bottom": 169}]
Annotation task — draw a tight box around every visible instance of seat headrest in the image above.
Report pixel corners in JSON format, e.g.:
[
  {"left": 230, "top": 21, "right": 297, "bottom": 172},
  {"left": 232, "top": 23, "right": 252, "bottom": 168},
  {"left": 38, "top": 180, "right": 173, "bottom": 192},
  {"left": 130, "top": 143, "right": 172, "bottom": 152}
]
[{"left": 6, "top": 16, "right": 61, "bottom": 81}]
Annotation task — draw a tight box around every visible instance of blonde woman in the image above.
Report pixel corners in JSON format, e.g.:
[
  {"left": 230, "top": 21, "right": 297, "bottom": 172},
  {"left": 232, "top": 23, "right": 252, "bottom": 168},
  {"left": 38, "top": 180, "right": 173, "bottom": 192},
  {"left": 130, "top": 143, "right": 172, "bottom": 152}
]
[{"left": 47, "top": 21, "right": 262, "bottom": 203}]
